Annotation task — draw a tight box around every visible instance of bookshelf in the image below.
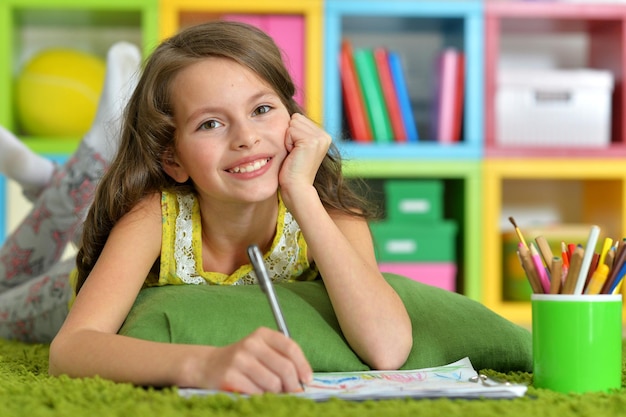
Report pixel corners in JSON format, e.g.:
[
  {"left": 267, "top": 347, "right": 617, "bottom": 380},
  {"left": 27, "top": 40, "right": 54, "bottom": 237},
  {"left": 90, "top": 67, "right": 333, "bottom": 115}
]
[{"left": 3, "top": 0, "right": 626, "bottom": 323}]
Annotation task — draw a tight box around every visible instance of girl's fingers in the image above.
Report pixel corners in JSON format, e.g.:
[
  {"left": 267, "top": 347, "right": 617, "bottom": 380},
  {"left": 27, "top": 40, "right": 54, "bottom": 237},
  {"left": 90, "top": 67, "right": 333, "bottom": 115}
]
[
  {"left": 259, "top": 331, "right": 312, "bottom": 390},
  {"left": 215, "top": 328, "right": 311, "bottom": 394},
  {"left": 283, "top": 114, "right": 330, "bottom": 171},
  {"left": 251, "top": 329, "right": 311, "bottom": 392},
  {"left": 287, "top": 114, "right": 330, "bottom": 147}
]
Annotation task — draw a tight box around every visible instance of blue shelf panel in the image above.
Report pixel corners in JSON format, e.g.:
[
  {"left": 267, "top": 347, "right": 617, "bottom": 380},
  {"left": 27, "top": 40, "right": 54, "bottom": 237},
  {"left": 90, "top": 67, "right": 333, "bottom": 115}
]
[
  {"left": 323, "top": 0, "right": 484, "bottom": 160},
  {"left": 326, "top": 0, "right": 483, "bottom": 17},
  {"left": 336, "top": 142, "right": 482, "bottom": 160}
]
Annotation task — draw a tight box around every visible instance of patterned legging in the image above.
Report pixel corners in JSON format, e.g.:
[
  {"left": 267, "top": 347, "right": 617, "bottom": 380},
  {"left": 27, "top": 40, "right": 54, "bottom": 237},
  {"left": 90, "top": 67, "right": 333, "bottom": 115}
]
[{"left": 0, "top": 143, "right": 106, "bottom": 343}]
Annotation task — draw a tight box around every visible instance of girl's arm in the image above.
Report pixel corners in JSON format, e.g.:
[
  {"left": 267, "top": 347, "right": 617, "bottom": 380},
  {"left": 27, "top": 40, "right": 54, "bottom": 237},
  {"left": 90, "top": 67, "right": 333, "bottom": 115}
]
[
  {"left": 49, "top": 193, "right": 311, "bottom": 392},
  {"left": 280, "top": 114, "right": 413, "bottom": 370}
]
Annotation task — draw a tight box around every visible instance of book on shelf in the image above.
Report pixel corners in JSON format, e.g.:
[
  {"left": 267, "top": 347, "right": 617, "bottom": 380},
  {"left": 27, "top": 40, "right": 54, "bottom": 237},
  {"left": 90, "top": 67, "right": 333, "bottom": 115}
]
[
  {"left": 431, "top": 48, "right": 465, "bottom": 143},
  {"left": 387, "top": 50, "right": 419, "bottom": 142},
  {"left": 339, "top": 40, "right": 373, "bottom": 142},
  {"left": 373, "top": 47, "right": 408, "bottom": 142},
  {"left": 353, "top": 47, "right": 394, "bottom": 143},
  {"left": 339, "top": 44, "right": 419, "bottom": 143}
]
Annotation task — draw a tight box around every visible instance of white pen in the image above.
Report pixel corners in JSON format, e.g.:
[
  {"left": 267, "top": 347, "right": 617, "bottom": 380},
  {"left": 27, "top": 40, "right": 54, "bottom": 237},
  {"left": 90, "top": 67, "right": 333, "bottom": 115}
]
[
  {"left": 247, "top": 244, "right": 306, "bottom": 392},
  {"left": 247, "top": 244, "right": 290, "bottom": 337}
]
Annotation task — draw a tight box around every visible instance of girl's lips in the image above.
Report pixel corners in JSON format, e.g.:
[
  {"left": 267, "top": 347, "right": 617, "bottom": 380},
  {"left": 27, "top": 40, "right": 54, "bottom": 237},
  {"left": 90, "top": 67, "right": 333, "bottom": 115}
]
[{"left": 226, "top": 157, "right": 271, "bottom": 174}]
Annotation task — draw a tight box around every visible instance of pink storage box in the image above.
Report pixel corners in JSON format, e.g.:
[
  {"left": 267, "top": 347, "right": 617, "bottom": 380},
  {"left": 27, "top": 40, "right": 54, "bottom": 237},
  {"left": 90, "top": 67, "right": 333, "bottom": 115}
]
[{"left": 378, "top": 262, "right": 457, "bottom": 292}]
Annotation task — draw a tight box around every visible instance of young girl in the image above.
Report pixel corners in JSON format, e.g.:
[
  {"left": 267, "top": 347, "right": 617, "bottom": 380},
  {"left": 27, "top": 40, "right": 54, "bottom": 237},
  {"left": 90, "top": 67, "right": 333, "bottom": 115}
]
[
  {"left": 0, "top": 41, "right": 141, "bottom": 343},
  {"left": 46, "top": 20, "right": 413, "bottom": 394}
]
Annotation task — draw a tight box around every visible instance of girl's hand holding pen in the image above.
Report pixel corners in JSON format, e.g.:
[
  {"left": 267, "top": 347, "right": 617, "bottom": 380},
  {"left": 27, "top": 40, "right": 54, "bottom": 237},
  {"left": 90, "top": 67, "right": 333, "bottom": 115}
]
[{"left": 191, "top": 327, "right": 312, "bottom": 394}]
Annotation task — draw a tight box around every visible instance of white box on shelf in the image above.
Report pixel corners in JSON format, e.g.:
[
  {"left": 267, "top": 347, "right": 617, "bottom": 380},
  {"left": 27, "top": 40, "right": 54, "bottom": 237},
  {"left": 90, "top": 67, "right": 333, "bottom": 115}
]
[{"left": 496, "top": 68, "right": 614, "bottom": 147}]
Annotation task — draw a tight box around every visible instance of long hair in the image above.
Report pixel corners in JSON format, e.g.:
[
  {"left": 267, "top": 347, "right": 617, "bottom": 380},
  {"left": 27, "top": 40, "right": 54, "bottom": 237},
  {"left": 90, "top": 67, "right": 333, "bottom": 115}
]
[{"left": 75, "top": 21, "right": 377, "bottom": 292}]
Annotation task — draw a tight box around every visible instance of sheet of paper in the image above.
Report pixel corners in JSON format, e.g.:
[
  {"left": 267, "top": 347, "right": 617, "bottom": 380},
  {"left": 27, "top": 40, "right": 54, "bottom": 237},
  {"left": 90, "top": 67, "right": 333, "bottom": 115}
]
[{"left": 179, "top": 357, "right": 527, "bottom": 401}]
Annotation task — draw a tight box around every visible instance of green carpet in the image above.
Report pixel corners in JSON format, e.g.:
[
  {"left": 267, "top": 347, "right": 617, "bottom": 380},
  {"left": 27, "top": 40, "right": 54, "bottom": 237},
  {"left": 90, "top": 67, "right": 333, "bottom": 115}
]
[{"left": 1, "top": 338, "right": 626, "bottom": 417}]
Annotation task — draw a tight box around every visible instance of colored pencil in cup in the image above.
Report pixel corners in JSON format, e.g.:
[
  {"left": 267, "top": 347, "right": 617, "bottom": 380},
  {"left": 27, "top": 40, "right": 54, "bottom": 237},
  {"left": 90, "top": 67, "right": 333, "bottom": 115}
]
[
  {"left": 530, "top": 242, "right": 551, "bottom": 293},
  {"left": 517, "top": 242, "right": 543, "bottom": 294},
  {"left": 563, "top": 245, "right": 584, "bottom": 294},
  {"left": 508, "top": 217, "right": 528, "bottom": 249},
  {"left": 549, "top": 257, "right": 562, "bottom": 294},
  {"left": 560, "top": 241, "right": 570, "bottom": 268},
  {"left": 535, "top": 236, "right": 553, "bottom": 270},
  {"left": 573, "top": 225, "right": 600, "bottom": 295}
]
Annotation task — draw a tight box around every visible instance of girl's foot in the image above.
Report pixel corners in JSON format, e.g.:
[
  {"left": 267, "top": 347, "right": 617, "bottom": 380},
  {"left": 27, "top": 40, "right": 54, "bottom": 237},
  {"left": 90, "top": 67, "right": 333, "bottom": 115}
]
[{"left": 0, "top": 125, "right": 54, "bottom": 191}]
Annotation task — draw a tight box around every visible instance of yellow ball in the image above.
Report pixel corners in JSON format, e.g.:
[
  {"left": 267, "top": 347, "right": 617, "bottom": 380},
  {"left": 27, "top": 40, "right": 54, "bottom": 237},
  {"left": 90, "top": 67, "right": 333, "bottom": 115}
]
[{"left": 16, "top": 48, "right": 105, "bottom": 137}]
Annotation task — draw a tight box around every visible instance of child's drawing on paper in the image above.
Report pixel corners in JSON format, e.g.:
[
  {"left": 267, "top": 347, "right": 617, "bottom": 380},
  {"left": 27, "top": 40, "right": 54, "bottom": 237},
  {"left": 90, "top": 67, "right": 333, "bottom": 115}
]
[
  {"left": 303, "top": 361, "right": 469, "bottom": 397},
  {"left": 178, "top": 357, "right": 527, "bottom": 401}
]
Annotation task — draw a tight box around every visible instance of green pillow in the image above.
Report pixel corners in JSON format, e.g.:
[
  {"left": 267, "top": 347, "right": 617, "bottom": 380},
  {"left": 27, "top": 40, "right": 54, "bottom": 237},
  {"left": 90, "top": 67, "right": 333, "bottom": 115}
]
[{"left": 119, "top": 273, "right": 532, "bottom": 372}]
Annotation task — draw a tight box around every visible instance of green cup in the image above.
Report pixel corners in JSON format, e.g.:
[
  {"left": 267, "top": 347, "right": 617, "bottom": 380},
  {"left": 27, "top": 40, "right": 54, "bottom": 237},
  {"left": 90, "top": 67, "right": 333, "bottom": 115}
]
[{"left": 532, "top": 294, "right": 622, "bottom": 394}]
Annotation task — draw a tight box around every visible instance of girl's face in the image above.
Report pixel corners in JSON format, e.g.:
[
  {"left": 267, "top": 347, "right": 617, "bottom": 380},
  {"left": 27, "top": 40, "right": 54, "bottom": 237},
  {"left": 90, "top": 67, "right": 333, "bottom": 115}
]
[{"left": 165, "top": 57, "right": 290, "bottom": 205}]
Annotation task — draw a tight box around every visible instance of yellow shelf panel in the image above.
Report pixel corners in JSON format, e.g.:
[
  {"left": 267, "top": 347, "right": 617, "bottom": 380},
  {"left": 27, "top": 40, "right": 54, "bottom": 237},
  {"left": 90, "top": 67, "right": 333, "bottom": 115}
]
[
  {"left": 485, "top": 158, "right": 626, "bottom": 179},
  {"left": 482, "top": 158, "right": 626, "bottom": 323}
]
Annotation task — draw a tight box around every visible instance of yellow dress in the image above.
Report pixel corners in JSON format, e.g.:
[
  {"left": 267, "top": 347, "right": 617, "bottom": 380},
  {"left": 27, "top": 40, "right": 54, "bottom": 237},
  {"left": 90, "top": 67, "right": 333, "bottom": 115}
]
[{"left": 147, "top": 191, "right": 318, "bottom": 286}]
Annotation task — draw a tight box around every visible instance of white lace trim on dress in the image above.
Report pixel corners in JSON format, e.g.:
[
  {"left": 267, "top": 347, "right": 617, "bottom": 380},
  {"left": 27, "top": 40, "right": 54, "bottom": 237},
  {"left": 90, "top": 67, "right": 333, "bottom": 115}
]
[{"left": 174, "top": 193, "right": 204, "bottom": 284}]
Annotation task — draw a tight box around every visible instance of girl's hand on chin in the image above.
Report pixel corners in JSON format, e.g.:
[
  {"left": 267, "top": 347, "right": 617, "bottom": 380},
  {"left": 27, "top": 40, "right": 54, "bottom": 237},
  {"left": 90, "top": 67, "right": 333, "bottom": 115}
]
[{"left": 279, "top": 113, "right": 331, "bottom": 194}]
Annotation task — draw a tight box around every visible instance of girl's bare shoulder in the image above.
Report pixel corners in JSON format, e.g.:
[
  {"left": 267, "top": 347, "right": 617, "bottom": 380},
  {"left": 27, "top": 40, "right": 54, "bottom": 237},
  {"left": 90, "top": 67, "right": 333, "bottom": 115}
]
[{"left": 119, "top": 191, "right": 163, "bottom": 229}]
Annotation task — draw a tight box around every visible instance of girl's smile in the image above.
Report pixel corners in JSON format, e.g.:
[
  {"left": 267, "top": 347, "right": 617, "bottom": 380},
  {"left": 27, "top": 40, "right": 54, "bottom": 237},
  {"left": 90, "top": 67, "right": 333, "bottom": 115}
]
[{"left": 225, "top": 156, "right": 271, "bottom": 174}]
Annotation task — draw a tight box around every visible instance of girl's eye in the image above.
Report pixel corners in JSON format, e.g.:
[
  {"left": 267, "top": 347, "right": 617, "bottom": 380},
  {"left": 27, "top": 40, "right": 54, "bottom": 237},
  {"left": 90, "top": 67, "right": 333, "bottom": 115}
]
[
  {"left": 199, "top": 120, "right": 222, "bottom": 130},
  {"left": 253, "top": 105, "right": 271, "bottom": 116}
]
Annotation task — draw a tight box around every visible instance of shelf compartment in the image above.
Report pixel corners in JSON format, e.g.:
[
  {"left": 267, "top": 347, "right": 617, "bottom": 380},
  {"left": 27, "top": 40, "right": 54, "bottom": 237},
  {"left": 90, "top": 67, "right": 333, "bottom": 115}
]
[
  {"left": 324, "top": 0, "right": 484, "bottom": 160},
  {"left": 343, "top": 159, "right": 482, "bottom": 300},
  {"left": 0, "top": 0, "right": 159, "bottom": 149},
  {"left": 485, "top": 1, "right": 626, "bottom": 158},
  {"left": 482, "top": 158, "right": 626, "bottom": 325},
  {"left": 159, "top": 0, "right": 323, "bottom": 124}
]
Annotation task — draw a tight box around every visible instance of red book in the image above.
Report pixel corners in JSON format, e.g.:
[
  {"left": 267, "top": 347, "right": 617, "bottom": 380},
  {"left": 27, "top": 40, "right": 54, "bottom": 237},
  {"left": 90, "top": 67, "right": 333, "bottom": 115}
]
[
  {"left": 340, "top": 40, "right": 372, "bottom": 142},
  {"left": 432, "top": 48, "right": 465, "bottom": 143},
  {"left": 373, "top": 47, "right": 407, "bottom": 142}
]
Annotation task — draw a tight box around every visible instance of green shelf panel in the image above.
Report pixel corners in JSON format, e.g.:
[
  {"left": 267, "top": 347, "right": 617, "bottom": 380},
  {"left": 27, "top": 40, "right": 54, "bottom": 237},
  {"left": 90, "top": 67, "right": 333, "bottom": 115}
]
[
  {"left": 0, "top": 0, "right": 159, "bottom": 132},
  {"left": 343, "top": 160, "right": 482, "bottom": 301}
]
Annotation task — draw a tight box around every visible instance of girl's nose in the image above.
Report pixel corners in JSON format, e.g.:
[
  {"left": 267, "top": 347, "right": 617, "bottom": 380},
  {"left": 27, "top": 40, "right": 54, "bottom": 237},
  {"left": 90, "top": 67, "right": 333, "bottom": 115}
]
[{"left": 232, "top": 122, "right": 260, "bottom": 149}]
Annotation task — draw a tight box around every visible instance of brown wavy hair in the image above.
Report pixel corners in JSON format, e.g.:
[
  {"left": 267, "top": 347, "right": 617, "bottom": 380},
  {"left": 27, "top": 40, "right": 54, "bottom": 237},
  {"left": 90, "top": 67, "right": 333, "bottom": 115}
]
[{"left": 75, "top": 20, "right": 377, "bottom": 292}]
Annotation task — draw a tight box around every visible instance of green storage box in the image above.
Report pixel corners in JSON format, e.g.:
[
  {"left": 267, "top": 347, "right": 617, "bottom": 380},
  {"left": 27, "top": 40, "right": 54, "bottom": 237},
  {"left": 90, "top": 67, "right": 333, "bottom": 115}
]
[
  {"left": 385, "top": 180, "right": 443, "bottom": 222},
  {"left": 370, "top": 220, "right": 457, "bottom": 262}
]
